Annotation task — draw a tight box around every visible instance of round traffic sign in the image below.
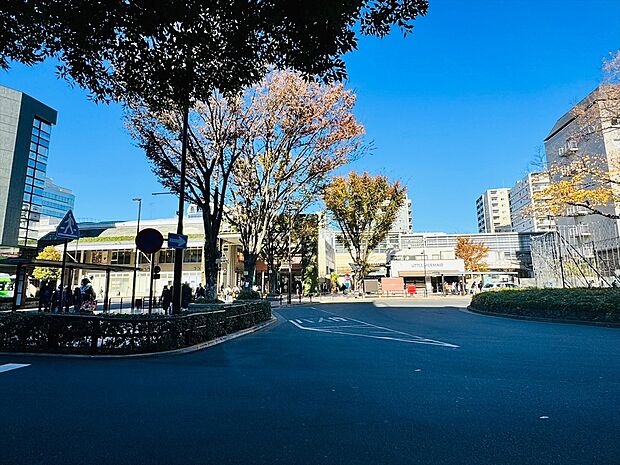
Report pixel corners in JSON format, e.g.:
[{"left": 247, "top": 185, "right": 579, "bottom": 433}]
[{"left": 135, "top": 228, "right": 164, "bottom": 254}]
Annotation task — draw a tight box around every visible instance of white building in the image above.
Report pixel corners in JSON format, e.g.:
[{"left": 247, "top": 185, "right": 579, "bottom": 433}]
[
  {"left": 509, "top": 172, "right": 555, "bottom": 233},
  {"left": 476, "top": 188, "right": 512, "bottom": 233},
  {"left": 391, "top": 195, "right": 413, "bottom": 233},
  {"left": 544, "top": 85, "right": 620, "bottom": 243}
]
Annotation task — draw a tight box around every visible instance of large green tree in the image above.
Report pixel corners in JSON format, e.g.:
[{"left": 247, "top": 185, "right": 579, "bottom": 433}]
[
  {"left": 1, "top": 0, "right": 427, "bottom": 310},
  {"left": 324, "top": 172, "right": 405, "bottom": 290}
]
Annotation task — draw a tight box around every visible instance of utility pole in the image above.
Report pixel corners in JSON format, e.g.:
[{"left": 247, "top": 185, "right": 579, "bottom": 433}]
[
  {"left": 131, "top": 198, "right": 142, "bottom": 309},
  {"left": 557, "top": 229, "right": 567, "bottom": 288},
  {"left": 172, "top": 103, "right": 189, "bottom": 314}
]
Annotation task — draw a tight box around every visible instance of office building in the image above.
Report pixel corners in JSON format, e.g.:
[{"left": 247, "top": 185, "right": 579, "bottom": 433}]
[
  {"left": 509, "top": 172, "right": 555, "bottom": 233},
  {"left": 0, "top": 85, "right": 57, "bottom": 247},
  {"left": 40, "top": 178, "right": 75, "bottom": 224},
  {"left": 476, "top": 188, "right": 512, "bottom": 233}
]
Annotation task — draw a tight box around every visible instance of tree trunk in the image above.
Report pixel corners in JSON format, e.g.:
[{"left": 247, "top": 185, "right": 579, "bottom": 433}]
[
  {"left": 203, "top": 236, "right": 219, "bottom": 301},
  {"left": 242, "top": 250, "right": 258, "bottom": 290}
]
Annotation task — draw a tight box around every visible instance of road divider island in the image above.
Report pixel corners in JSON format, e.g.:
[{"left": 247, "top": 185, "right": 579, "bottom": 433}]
[
  {"left": 470, "top": 288, "right": 620, "bottom": 325},
  {"left": 0, "top": 301, "right": 271, "bottom": 356}
]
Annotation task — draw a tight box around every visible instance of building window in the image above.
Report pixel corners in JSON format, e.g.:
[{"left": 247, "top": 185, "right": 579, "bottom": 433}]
[
  {"left": 183, "top": 247, "right": 202, "bottom": 263},
  {"left": 111, "top": 250, "right": 131, "bottom": 265},
  {"left": 158, "top": 249, "right": 175, "bottom": 264},
  {"left": 90, "top": 252, "right": 104, "bottom": 264}
]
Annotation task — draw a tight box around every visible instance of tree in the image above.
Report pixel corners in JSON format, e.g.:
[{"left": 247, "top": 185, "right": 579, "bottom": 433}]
[
  {"left": 535, "top": 51, "right": 620, "bottom": 220},
  {"left": 1, "top": 0, "right": 427, "bottom": 311},
  {"left": 127, "top": 96, "right": 247, "bottom": 300},
  {"left": 261, "top": 213, "right": 319, "bottom": 295},
  {"left": 1, "top": 1, "right": 429, "bottom": 101},
  {"left": 226, "top": 71, "right": 364, "bottom": 290},
  {"left": 324, "top": 172, "right": 405, "bottom": 290},
  {"left": 32, "top": 246, "right": 61, "bottom": 281},
  {"left": 455, "top": 237, "right": 489, "bottom": 272}
]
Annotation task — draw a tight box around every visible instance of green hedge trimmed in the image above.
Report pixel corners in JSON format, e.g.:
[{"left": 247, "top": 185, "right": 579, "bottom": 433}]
[
  {"left": 470, "top": 288, "right": 620, "bottom": 323},
  {"left": 0, "top": 301, "right": 271, "bottom": 355}
]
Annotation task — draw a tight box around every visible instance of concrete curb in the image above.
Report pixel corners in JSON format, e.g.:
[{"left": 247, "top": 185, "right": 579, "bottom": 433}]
[
  {"left": 466, "top": 306, "right": 620, "bottom": 329},
  {"left": 0, "top": 317, "right": 278, "bottom": 360}
]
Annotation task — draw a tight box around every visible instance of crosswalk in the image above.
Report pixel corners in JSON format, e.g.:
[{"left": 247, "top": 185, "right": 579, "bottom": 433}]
[{"left": 0, "top": 363, "right": 30, "bottom": 374}]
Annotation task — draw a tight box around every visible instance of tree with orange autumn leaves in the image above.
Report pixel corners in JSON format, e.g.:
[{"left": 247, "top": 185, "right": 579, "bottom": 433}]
[
  {"left": 129, "top": 70, "right": 364, "bottom": 295},
  {"left": 455, "top": 237, "right": 490, "bottom": 272}
]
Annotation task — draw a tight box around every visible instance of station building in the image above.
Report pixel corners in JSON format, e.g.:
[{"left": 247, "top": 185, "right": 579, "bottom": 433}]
[
  {"left": 39, "top": 215, "right": 336, "bottom": 299},
  {"left": 330, "top": 230, "right": 539, "bottom": 291}
]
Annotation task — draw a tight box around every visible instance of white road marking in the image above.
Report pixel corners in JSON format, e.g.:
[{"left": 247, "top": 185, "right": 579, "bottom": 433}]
[
  {"left": 0, "top": 363, "right": 30, "bottom": 373},
  {"left": 288, "top": 319, "right": 458, "bottom": 348}
]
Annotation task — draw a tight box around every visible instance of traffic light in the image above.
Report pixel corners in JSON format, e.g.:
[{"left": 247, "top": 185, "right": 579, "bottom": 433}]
[{"left": 153, "top": 265, "right": 161, "bottom": 280}]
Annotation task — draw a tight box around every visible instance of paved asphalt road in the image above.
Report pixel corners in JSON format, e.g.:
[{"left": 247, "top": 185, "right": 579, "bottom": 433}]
[{"left": 1, "top": 300, "right": 619, "bottom": 465}]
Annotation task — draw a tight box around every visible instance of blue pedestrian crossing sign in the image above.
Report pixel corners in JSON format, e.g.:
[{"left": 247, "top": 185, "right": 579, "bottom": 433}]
[
  {"left": 168, "top": 233, "right": 188, "bottom": 249},
  {"left": 56, "top": 209, "right": 80, "bottom": 240}
]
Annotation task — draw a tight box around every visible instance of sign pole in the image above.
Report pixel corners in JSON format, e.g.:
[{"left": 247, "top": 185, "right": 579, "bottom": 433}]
[
  {"left": 148, "top": 253, "right": 155, "bottom": 315},
  {"left": 59, "top": 239, "right": 68, "bottom": 308}
]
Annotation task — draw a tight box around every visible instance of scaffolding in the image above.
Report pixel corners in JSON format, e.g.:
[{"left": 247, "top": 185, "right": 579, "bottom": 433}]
[{"left": 531, "top": 219, "right": 620, "bottom": 288}]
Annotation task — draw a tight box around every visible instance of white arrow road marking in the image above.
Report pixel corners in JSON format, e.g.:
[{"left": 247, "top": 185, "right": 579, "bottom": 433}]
[{"left": 0, "top": 363, "right": 30, "bottom": 373}]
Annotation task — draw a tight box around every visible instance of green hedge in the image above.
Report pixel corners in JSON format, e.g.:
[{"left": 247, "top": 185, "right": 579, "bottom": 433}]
[
  {"left": 0, "top": 301, "right": 271, "bottom": 355},
  {"left": 470, "top": 288, "right": 620, "bottom": 323}
]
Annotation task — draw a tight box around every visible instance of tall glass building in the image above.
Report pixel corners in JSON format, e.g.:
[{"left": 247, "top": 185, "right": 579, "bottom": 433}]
[
  {"left": 40, "top": 178, "right": 75, "bottom": 222},
  {"left": 0, "top": 85, "right": 57, "bottom": 247}
]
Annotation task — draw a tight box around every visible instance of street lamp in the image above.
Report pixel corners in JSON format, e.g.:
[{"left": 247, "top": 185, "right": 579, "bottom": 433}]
[
  {"left": 287, "top": 206, "right": 293, "bottom": 305},
  {"left": 131, "top": 197, "right": 142, "bottom": 309},
  {"left": 421, "top": 249, "right": 428, "bottom": 297}
]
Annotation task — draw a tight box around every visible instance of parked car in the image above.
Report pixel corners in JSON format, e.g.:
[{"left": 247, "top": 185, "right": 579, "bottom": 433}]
[{"left": 481, "top": 282, "right": 519, "bottom": 291}]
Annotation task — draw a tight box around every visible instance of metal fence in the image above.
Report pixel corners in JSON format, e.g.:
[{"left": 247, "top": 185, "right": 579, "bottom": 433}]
[{"left": 531, "top": 219, "right": 620, "bottom": 288}]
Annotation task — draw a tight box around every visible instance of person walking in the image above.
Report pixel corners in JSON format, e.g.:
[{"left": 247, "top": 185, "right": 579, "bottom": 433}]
[{"left": 161, "top": 285, "right": 171, "bottom": 314}]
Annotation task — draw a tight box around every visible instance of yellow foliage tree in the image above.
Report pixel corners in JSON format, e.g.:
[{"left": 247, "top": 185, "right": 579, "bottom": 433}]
[
  {"left": 32, "top": 246, "right": 61, "bottom": 281},
  {"left": 455, "top": 237, "right": 489, "bottom": 272},
  {"left": 534, "top": 51, "right": 620, "bottom": 220}
]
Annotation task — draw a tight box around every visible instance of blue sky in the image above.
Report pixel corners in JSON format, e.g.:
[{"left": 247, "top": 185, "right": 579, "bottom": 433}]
[{"left": 1, "top": 0, "right": 619, "bottom": 232}]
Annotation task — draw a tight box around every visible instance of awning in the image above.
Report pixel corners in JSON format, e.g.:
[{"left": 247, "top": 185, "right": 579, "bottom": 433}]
[{"left": 1, "top": 258, "right": 142, "bottom": 272}]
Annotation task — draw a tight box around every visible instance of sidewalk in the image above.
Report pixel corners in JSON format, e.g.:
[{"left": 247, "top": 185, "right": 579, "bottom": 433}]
[{"left": 269, "top": 293, "right": 473, "bottom": 307}]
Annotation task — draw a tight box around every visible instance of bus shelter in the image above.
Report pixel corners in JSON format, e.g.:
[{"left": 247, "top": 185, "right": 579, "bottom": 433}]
[{"left": 2, "top": 258, "right": 140, "bottom": 311}]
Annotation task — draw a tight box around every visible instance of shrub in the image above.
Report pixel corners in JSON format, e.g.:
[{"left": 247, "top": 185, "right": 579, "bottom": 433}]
[
  {"left": 0, "top": 301, "right": 271, "bottom": 355},
  {"left": 194, "top": 297, "right": 225, "bottom": 304},
  {"left": 235, "top": 289, "right": 261, "bottom": 300},
  {"left": 471, "top": 288, "right": 620, "bottom": 323}
]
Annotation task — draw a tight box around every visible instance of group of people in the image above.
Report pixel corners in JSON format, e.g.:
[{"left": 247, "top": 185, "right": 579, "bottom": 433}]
[
  {"left": 38, "top": 277, "right": 97, "bottom": 313},
  {"left": 159, "top": 282, "right": 206, "bottom": 313}
]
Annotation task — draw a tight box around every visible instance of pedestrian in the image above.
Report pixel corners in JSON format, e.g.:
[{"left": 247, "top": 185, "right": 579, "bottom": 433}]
[
  {"left": 80, "top": 277, "right": 97, "bottom": 313},
  {"left": 38, "top": 280, "right": 51, "bottom": 312},
  {"left": 478, "top": 281, "right": 483, "bottom": 292},
  {"left": 195, "top": 283, "right": 205, "bottom": 299},
  {"left": 62, "top": 285, "right": 72, "bottom": 313},
  {"left": 161, "top": 285, "right": 171, "bottom": 314},
  {"left": 72, "top": 287, "right": 82, "bottom": 313},
  {"left": 181, "top": 282, "right": 191, "bottom": 309},
  {"left": 50, "top": 285, "right": 61, "bottom": 313}
]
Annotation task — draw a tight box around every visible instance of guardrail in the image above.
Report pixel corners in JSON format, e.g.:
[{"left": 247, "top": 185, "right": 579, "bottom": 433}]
[{"left": 0, "top": 301, "right": 271, "bottom": 355}]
